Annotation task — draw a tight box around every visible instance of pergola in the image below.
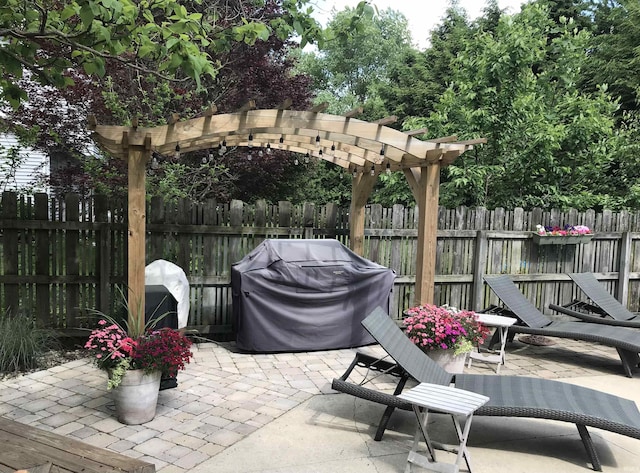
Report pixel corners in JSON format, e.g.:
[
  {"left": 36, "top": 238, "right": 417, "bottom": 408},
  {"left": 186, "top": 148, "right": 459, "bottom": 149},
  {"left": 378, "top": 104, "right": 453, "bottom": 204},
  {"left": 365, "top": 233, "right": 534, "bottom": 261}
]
[{"left": 89, "top": 102, "right": 484, "bottom": 331}]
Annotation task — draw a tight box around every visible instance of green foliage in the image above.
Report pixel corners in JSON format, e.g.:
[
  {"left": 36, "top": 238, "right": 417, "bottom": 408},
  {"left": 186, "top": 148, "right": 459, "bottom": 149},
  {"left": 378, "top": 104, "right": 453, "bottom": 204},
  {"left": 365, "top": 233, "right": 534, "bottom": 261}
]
[
  {"left": 0, "top": 0, "right": 360, "bottom": 106},
  {"left": 580, "top": 0, "right": 640, "bottom": 117},
  {"left": 0, "top": 311, "right": 59, "bottom": 373},
  {"left": 297, "top": 6, "right": 413, "bottom": 115},
  {"left": 423, "top": 2, "right": 620, "bottom": 210}
]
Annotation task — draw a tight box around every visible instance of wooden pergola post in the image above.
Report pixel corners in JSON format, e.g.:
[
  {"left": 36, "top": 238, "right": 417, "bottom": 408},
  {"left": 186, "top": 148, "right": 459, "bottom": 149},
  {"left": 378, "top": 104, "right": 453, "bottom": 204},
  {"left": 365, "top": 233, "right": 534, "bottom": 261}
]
[
  {"left": 406, "top": 163, "right": 441, "bottom": 305},
  {"left": 349, "top": 171, "right": 378, "bottom": 255},
  {"left": 126, "top": 139, "right": 150, "bottom": 334}
]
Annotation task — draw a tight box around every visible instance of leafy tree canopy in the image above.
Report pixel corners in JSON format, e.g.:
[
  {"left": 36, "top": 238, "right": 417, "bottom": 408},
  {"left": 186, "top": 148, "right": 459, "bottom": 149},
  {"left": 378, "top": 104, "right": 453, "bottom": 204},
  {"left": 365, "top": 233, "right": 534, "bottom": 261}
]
[
  {"left": 0, "top": 0, "right": 373, "bottom": 107},
  {"left": 415, "top": 2, "right": 620, "bottom": 210}
]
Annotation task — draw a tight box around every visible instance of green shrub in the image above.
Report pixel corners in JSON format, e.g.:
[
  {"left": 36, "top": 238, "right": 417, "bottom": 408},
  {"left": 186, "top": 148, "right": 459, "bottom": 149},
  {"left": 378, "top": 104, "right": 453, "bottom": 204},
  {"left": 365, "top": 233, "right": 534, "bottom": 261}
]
[{"left": 0, "top": 311, "right": 59, "bottom": 373}]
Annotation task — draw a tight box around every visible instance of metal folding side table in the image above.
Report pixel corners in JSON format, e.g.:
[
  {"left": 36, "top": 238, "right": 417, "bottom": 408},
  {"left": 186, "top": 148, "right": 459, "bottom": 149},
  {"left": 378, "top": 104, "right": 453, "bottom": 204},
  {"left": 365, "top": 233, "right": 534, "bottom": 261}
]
[
  {"left": 398, "top": 383, "right": 489, "bottom": 473},
  {"left": 467, "top": 313, "right": 516, "bottom": 374}
]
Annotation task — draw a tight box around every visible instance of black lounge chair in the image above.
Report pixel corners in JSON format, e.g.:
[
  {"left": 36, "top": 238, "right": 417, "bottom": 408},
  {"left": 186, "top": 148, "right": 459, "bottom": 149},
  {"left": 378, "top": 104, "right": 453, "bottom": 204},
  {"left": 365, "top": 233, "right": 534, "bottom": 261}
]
[
  {"left": 548, "top": 272, "right": 640, "bottom": 328},
  {"left": 332, "top": 307, "right": 640, "bottom": 471},
  {"left": 483, "top": 274, "right": 640, "bottom": 377}
]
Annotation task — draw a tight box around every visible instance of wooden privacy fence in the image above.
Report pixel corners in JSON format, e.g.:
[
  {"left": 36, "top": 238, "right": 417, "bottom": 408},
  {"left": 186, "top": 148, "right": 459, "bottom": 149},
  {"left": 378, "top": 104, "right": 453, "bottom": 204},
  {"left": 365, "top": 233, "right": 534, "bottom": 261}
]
[{"left": 3, "top": 191, "right": 640, "bottom": 334}]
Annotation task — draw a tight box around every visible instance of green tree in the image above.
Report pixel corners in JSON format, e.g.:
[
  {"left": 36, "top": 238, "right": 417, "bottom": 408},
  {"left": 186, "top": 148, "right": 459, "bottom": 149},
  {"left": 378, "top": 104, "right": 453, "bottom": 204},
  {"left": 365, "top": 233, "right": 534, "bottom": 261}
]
[
  {"left": 297, "top": 6, "right": 413, "bottom": 118},
  {"left": 580, "top": 0, "right": 640, "bottom": 117},
  {"left": 414, "top": 2, "right": 619, "bottom": 210},
  {"left": 0, "top": 0, "right": 363, "bottom": 107}
]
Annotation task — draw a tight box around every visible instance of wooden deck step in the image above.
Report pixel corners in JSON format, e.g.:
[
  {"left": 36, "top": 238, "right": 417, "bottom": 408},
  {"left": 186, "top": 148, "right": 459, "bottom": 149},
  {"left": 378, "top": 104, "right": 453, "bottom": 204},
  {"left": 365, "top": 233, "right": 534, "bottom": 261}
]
[{"left": 0, "top": 417, "right": 155, "bottom": 473}]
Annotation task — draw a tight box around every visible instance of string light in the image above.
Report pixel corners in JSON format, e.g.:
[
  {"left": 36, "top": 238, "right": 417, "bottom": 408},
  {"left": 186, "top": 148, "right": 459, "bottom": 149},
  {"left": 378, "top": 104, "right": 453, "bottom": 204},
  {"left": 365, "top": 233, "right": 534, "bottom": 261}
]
[
  {"left": 386, "top": 162, "right": 391, "bottom": 175},
  {"left": 352, "top": 165, "right": 358, "bottom": 177},
  {"left": 318, "top": 148, "right": 323, "bottom": 156},
  {"left": 330, "top": 143, "right": 336, "bottom": 156},
  {"left": 304, "top": 152, "right": 310, "bottom": 164},
  {"left": 315, "top": 134, "right": 321, "bottom": 148},
  {"left": 379, "top": 145, "right": 385, "bottom": 158},
  {"left": 258, "top": 147, "right": 264, "bottom": 157},
  {"left": 247, "top": 152, "right": 253, "bottom": 161},
  {"left": 370, "top": 163, "right": 376, "bottom": 176},
  {"left": 279, "top": 135, "right": 284, "bottom": 149},
  {"left": 294, "top": 157, "right": 299, "bottom": 165},
  {"left": 266, "top": 143, "right": 272, "bottom": 154},
  {"left": 248, "top": 132, "right": 253, "bottom": 148},
  {"left": 218, "top": 139, "right": 227, "bottom": 156},
  {"left": 174, "top": 143, "right": 181, "bottom": 159},
  {"left": 151, "top": 152, "right": 160, "bottom": 170}
]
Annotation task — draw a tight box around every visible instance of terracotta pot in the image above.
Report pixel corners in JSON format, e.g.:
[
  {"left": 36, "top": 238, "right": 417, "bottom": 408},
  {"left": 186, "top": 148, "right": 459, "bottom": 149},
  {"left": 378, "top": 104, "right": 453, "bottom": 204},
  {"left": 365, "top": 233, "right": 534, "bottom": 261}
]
[
  {"left": 426, "top": 349, "right": 467, "bottom": 374},
  {"left": 111, "top": 369, "right": 161, "bottom": 424}
]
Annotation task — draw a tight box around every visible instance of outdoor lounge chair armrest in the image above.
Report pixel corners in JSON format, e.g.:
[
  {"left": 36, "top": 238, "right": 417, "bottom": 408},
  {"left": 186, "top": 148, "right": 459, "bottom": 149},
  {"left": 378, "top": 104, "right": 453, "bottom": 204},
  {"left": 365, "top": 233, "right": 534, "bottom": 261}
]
[
  {"left": 549, "top": 303, "right": 638, "bottom": 327},
  {"left": 336, "top": 351, "right": 405, "bottom": 382}
]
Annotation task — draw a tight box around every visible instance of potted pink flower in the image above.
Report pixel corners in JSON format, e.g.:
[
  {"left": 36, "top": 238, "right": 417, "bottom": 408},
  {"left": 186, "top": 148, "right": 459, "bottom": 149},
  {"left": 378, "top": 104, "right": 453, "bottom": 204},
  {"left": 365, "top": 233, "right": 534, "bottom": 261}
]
[
  {"left": 84, "top": 294, "right": 193, "bottom": 424},
  {"left": 403, "top": 304, "right": 490, "bottom": 373}
]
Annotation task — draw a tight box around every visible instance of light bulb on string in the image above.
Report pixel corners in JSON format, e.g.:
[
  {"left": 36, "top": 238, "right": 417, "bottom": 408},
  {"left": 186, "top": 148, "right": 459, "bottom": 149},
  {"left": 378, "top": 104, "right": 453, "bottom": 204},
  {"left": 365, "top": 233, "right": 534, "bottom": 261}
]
[
  {"left": 258, "top": 147, "right": 264, "bottom": 157},
  {"left": 279, "top": 135, "right": 284, "bottom": 149},
  {"left": 266, "top": 143, "right": 272, "bottom": 154},
  {"left": 151, "top": 152, "right": 160, "bottom": 170},
  {"left": 174, "top": 143, "right": 181, "bottom": 159},
  {"left": 304, "top": 152, "right": 310, "bottom": 164},
  {"left": 248, "top": 133, "right": 253, "bottom": 148},
  {"left": 329, "top": 143, "right": 336, "bottom": 156},
  {"left": 247, "top": 151, "right": 253, "bottom": 161},
  {"left": 315, "top": 134, "right": 321, "bottom": 148},
  {"left": 379, "top": 145, "right": 385, "bottom": 158},
  {"left": 386, "top": 162, "right": 391, "bottom": 175},
  {"left": 370, "top": 164, "right": 376, "bottom": 176},
  {"left": 294, "top": 157, "right": 299, "bottom": 165},
  {"left": 201, "top": 156, "right": 208, "bottom": 164},
  {"left": 352, "top": 166, "right": 358, "bottom": 177},
  {"left": 208, "top": 148, "right": 214, "bottom": 162},
  {"left": 219, "top": 139, "right": 227, "bottom": 156},
  {"left": 318, "top": 149, "right": 323, "bottom": 156}
]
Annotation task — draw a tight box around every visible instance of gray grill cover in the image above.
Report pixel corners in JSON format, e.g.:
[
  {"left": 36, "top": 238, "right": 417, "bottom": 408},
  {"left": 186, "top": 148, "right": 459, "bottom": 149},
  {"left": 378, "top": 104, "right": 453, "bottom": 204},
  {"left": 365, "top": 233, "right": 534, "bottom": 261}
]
[{"left": 232, "top": 239, "right": 395, "bottom": 352}]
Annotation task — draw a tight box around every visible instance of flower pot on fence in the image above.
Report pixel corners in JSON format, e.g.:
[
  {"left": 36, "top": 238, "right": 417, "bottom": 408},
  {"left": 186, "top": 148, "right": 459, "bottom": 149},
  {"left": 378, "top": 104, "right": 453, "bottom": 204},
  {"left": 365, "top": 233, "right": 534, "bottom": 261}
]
[
  {"left": 425, "top": 349, "right": 467, "bottom": 374},
  {"left": 531, "top": 233, "right": 594, "bottom": 245},
  {"left": 111, "top": 369, "right": 162, "bottom": 425}
]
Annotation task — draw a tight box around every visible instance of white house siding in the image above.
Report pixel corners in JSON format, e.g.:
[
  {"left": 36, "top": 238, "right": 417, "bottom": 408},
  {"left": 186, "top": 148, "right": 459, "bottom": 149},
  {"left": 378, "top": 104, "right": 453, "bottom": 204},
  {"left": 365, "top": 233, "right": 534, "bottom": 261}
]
[{"left": 0, "top": 133, "right": 49, "bottom": 194}]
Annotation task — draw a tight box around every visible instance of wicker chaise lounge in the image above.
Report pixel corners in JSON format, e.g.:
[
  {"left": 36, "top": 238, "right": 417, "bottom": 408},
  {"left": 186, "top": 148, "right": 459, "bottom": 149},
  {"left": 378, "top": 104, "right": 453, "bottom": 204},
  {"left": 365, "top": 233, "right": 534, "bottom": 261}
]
[
  {"left": 483, "top": 274, "right": 640, "bottom": 377},
  {"left": 548, "top": 272, "right": 640, "bottom": 328},
  {"left": 332, "top": 307, "right": 640, "bottom": 471}
]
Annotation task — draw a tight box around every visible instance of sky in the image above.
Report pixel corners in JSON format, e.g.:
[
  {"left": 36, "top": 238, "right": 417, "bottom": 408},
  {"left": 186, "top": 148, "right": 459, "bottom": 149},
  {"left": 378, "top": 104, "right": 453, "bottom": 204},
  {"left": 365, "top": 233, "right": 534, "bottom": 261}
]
[{"left": 311, "top": 0, "right": 528, "bottom": 49}]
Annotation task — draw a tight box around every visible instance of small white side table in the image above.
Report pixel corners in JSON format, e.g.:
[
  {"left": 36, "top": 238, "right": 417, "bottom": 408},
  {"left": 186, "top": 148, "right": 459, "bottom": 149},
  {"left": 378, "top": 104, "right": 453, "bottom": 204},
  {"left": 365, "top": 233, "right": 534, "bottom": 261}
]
[
  {"left": 397, "top": 383, "right": 489, "bottom": 473},
  {"left": 467, "top": 313, "right": 516, "bottom": 374}
]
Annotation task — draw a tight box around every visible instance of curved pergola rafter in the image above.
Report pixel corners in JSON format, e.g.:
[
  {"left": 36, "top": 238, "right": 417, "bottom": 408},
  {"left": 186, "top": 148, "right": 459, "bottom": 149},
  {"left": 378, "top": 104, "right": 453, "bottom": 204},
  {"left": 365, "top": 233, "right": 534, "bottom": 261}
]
[{"left": 89, "top": 106, "right": 485, "bottom": 333}]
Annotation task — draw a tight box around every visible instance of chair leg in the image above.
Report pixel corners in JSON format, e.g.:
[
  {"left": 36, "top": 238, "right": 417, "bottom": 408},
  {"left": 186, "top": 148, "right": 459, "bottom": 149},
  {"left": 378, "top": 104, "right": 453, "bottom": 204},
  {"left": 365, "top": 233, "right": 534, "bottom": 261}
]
[
  {"left": 374, "top": 373, "right": 410, "bottom": 441},
  {"left": 616, "top": 348, "right": 639, "bottom": 378},
  {"left": 577, "top": 424, "right": 602, "bottom": 471}
]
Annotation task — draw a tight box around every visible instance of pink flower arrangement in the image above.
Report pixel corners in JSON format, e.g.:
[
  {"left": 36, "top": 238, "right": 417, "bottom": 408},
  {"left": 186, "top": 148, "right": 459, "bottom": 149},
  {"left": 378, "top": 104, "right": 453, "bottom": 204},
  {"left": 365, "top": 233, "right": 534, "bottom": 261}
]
[
  {"left": 535, "top": 224, "right": 592, "bottom": 236},
  {"left": 403, "top": 304, "right": 490, "bottom": 355},
  {"left": 85, "top": 319, "right": 193, "bottom": 389}
]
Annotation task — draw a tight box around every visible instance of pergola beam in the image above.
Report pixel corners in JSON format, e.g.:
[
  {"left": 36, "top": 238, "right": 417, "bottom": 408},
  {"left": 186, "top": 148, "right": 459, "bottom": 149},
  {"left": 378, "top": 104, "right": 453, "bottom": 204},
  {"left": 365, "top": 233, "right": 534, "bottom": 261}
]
[{"left": 89, "top": 109, "right": 482, "bottom": 324}]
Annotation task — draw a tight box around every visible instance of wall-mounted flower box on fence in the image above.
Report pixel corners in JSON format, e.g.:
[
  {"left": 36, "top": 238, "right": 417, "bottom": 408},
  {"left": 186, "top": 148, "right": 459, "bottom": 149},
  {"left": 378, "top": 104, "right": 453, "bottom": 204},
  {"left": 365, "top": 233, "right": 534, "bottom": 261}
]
[
  {"left": 532, "top": 224, "right": 593, "bottom": 245},
  {"left": 531, "top": 233, "right": 594, "bottom": 245}
]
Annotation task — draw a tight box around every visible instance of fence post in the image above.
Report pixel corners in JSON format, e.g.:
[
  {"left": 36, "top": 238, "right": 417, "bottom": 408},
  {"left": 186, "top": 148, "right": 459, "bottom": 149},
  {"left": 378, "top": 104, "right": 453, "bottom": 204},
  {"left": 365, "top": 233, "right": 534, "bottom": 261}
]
[
  {"left": 65, "top": 194, "right": 80, "bottom": 328},
  {"left": 229, "top": 200, "right": 244, "bottom": 264},
  {"left": 95, "top": 195, "right": 111, "bottom": 316},
  {"left": 35, "top": 193, "right": 50, "bottom": 326},
  {"left": 1, "top": 191, "right": 19, "bottom": 314},
  {"left": 618, "top": 230, "right": 632, "bottom": 304},
  {"left": 303, "top": 202, "right": 315, "bottom": 239},
  {"left": 472, "top": 230, "right": 488, "bottom": 311}
]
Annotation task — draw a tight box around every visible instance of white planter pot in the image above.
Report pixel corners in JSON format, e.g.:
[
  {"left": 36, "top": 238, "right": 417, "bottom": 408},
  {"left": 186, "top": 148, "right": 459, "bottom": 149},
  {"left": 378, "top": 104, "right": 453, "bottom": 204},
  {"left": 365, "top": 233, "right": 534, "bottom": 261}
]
[
  {"left": 112, "top": 369, "right": 162, "bottom": 425},
  {"left": 426, "top": 349, "right": 467, "bottom": 374}
]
